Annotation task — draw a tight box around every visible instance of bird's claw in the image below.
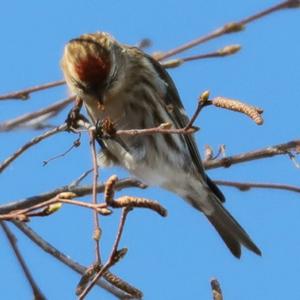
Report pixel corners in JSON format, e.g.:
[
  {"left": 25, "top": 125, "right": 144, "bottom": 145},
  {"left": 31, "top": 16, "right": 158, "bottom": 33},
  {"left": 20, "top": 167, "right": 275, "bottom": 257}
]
[{"left": 65, "top": 106, "right": 82, "bottom": 131}]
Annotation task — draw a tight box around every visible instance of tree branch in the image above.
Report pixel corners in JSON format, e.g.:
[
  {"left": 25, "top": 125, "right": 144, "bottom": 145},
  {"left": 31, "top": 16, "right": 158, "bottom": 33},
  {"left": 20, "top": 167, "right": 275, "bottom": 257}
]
[
  {"left": 204, "top": 140, "right": 300, "bottom": 170},
  {"left": 0, "top": 80, "right": 65, "bottom": 101},
  {"left": 0, "top": 178, "right": 147, "bottom": 214},
  {"left": 0, "top": 124, "right": 67, "bottom": 173},
  {"left": 215, "top": 180, "right": 300, "bottom": 194},
  {"left": 78, "top": 208, "right": 131, "bottom": 299},
  {"left": 161, "top": 44, "right": 241, "bottom": 68},
  {"left": 156, "top": 0, "right": 300, "bottom": 61},
  {"left": 1, "top": 189, "right": 167, "bottom": 221},
  {"left": 13, "top": 221, "right": 140, "bottom": 299},
  {"left": 89, "top": 130, "right": 102, "bottom": 264},
  {"left": 1, "top": 222, "right": 46, "bottom": 300},
  {"left": 0, "top": 97, "right": 74, "bottom": 132}
]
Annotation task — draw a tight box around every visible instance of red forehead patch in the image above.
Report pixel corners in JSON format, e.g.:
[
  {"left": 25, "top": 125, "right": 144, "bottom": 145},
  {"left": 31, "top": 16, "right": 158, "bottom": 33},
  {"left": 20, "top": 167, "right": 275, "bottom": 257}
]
[{"left": 75, "top": 55, "right": 110, "bottom": 84}]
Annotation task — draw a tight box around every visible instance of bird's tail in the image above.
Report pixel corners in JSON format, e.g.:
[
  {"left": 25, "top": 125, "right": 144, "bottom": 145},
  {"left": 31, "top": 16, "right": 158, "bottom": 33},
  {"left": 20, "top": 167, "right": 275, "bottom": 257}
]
[{"left": 193, "top": 194, "right": 261, "bottom": 258}]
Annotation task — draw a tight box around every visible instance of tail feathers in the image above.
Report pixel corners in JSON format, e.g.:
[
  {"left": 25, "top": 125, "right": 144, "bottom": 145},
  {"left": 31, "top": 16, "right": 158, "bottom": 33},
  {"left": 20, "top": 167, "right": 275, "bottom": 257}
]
[{"left": 205, "top": 195, "right": 261, "bottom": 258}]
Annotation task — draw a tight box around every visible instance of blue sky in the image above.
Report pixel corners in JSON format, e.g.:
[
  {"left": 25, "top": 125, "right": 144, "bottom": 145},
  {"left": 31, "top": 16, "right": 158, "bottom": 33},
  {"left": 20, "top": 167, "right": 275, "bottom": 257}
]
[{"left": 1, "top": 0, "right": 300, "bottom": 299}]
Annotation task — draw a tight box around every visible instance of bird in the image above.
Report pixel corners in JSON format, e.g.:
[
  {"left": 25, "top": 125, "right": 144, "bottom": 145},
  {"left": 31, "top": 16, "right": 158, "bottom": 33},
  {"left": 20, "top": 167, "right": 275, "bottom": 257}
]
[{"left": 61, "top": 32, "right": 261, "bottom": 258}]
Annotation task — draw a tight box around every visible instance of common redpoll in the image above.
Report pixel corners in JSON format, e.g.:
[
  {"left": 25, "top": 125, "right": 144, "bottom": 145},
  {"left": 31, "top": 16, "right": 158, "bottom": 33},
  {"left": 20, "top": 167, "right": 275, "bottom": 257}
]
[{"left": 61, "top": 32, "right": 261, "bottom": 258}]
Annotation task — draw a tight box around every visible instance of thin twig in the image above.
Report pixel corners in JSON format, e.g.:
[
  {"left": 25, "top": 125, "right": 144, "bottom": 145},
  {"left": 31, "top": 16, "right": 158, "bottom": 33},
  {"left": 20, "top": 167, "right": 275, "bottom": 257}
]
[
  {"left": 184, "top": 90, "right": 210, "bottom": 130},
  {"left": 0, "top": 124, "right": 67, "bottom": 173},
  {"left": 1, "top": 222, "right": 46, "bottom": 300},
  {"left": 0, "top": 192, "right": 167, "bottom": 221},
  {"left": 1, "top": 97, "right": 73, "bottom": 132},
  {"left": 239, "top": 0, "right": 300, "bottom": 25},
  {"left": 89, "top": 130, "right": 102, "bottom": 264},
  {"left": 69, "top": 169, "right": 93, "bottom": 188},
  {"left": 0, "top": 80, "right": 65, "bottom": 101},
  {"left": 42, "top": 134, "right": 81, "bottom": 166},
  {"left": 116, "top": 126, "right": 197, "bottom": 136},
  {"left": 161, "top": 45, "right": 241, "bottom": 68},
  {"left": 0, "top": 195, "right": 97, "bottom": 221},
  {"left": 0, "top": 178, "right": 147, "bottom": 214},
  {"left": 215, "top": 180, "right": 300, "bottom": 194},
  {"left": 204, "top": 140, "right": 300, "bottom": 170},
  {"left": 156, "top": 0, "right": 300, "bottom": 61},
  {"left": 76, "top": 118, "right": 198, "bottom": 137},
  {"left": 0, "top": 97, "right": 74, "bottom": 132},
  {"left": 12, "top": 221, "right": 139, "bottom": 299},
  {"left": 79, "top": 208, "right": 131, "bottom": 299}
]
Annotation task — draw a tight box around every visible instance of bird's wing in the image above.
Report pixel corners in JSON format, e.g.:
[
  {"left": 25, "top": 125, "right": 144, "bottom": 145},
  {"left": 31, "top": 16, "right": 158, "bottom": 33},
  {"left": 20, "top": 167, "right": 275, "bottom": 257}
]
[{"left": 145, "top": 53, "right": 226, "bottom": 203}]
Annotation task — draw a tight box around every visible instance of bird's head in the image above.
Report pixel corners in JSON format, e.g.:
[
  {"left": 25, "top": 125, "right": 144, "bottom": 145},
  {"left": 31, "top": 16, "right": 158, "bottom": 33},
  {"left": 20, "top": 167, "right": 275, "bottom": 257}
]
[{"left": 61, "top": 32, "right": 117, "bottom": 102}]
